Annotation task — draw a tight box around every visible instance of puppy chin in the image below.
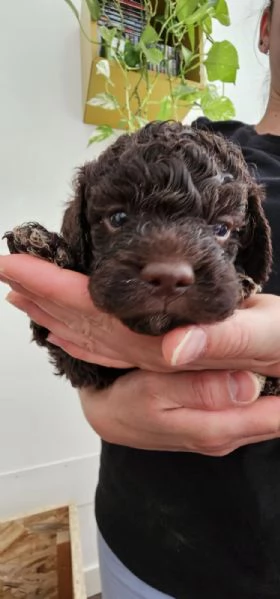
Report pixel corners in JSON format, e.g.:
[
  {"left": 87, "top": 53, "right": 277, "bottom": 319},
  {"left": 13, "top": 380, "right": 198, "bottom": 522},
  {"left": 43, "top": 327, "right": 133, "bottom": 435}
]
[
  {"left": 121, "top": 313, "right": 189, "bottom": 335},
  {"left": 121, "top": 303, "right": 238, "bottom": 335}
]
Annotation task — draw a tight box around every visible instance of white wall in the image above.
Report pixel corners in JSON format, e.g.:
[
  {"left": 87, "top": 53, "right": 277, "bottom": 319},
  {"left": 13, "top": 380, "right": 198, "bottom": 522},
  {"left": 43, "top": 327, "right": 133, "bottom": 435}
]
[
  {"left": 0, "top": 0, "right": 270, "bottom": 596},
  {"left": 187, "top": 0, "right": 269, "bottom": 125},
  {"left": 212, "top": 0, "right": 269, "bottom": 124},
  {"left": 0, "top": 0, "right": 102, "bottom": 594}
]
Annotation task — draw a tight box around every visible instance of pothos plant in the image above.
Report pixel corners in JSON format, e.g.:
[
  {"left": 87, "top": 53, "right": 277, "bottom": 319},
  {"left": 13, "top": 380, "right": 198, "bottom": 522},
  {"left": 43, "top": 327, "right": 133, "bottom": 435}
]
[{"left": 65, "top": 0, "right": 239, "bottom": 143}]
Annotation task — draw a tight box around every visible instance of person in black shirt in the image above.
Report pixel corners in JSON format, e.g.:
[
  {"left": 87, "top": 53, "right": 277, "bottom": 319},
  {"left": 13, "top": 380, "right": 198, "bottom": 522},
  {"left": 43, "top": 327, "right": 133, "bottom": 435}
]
[{"left": 2, "top": 1, "right": 280, "bottom": 597}]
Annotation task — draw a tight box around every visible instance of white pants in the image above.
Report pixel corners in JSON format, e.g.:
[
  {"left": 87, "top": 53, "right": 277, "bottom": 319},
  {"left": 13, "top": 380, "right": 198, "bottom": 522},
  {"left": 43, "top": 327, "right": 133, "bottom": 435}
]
[{"left": 97, "top": 530, "right": 175, "bottom": 599}]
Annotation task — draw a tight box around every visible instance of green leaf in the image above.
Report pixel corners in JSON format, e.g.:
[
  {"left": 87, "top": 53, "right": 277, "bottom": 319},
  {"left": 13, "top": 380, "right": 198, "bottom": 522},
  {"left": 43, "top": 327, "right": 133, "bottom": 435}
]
[
  {"left": 87, "top": 92, "right": 120, "bottom": 110},
  {"left": 204, "top": 40, "right": 239, "bottom": 83},
  {"left": 124, "top": 41, "right": 141, "bottom": 68},
  {"left": 200, "top": 86, "right": 235, "bottom": 120},
  {"left": 88, "top": 125, "right": 114, "bottom": 145},
  {"left": 99, "top": 25, "right": 118, "bottom": 46},
  {"left": 188, "top": 25, "right": 196, "bottom": 52},
  {"left": 176, "top": 0, "right": 199, "bottom": 21},
  {"left": 181, "top": 46, "right": 193, "bottom": 68},
  {"left": 214, "top": 0, "right": 230, "bottom": 26},
  {"left": 183, "top": 3, "right": 215, "bottom": 26},
  {"left": 157, "top": 96, "right": 173, "bottom": 121},
  {"left": 207, "top": 0, "right": 219, "bottom": 8},
  {"left": 140, "top": 25, "right": 159, "bottom": 45},
  {"left": 142, "top": 46, "right": 163, "bottom": 65},
  {"left": 173, "top": 83, "right": 200, "bottom": 101},
  {"left": 96, "top": 59, "right": 111, "bottom": 79},
  {"left": 203, "top": 16, "right": 213, "bottom": 35},
  {"left": 201, "top": 95, "right": 235, "bottom": 120},
  {"left": 85, "top": 0, "right": 100, "bottom": 21},
  {"left": 99, "top": 26, "right": 120, "bottom": 60}
]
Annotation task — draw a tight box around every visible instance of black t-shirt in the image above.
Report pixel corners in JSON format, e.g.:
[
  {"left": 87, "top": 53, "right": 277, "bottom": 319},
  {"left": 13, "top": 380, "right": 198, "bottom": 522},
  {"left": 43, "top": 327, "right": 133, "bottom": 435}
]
[{"left": 95, "top": 119, "right": 280, "bottom": 599}]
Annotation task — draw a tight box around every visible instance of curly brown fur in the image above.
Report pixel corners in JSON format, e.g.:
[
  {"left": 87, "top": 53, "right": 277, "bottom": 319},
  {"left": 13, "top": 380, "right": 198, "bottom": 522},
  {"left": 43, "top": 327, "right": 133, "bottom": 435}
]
[{"left": 3, "top": 121, "right": 274, "bottom": 391}]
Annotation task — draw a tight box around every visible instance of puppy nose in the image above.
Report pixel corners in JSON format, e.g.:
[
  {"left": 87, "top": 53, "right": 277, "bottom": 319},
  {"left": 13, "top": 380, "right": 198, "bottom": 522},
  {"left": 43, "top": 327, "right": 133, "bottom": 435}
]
[{"left": 141, "top": 262, "right": 195, "bottom": 293}]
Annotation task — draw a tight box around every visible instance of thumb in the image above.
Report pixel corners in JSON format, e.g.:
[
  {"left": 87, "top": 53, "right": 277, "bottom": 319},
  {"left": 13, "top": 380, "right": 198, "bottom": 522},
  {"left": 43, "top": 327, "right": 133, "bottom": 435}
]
[
  {"left": 162, "top": 295, "right": 277, "bottom": 367},
  {"left": 162, "top": 317, "right": 247, "bottom": 366},
  {"left": 164, "top": 370, "right": 263, "bottom": 410}
]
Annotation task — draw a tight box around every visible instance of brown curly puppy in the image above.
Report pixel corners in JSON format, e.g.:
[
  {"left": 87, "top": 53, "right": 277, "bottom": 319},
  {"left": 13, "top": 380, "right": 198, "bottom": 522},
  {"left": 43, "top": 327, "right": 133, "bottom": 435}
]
[{"left": 3, "top": 121, "right": 276, "bottom": 392}]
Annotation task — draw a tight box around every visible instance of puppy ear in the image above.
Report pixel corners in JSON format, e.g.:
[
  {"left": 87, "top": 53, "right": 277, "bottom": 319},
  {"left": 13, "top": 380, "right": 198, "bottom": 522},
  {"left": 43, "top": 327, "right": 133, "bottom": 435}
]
[
  {"left": 61, "top": 164, "right": 92, "bottom": 273},
  {"left": 236, "top": 183, "right": 272, "bottom": 287}
]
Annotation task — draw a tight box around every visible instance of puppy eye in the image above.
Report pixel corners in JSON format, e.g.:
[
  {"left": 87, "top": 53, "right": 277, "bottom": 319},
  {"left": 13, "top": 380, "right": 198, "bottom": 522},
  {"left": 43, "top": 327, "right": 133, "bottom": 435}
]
[
  {"left": 106, "top": 211, "right": 128, "bottom": 230},
  {"left": 222, "top": 174, "right": 234, "bottom": 184},
  {"left": 213, "top": 223, "right": 231, "bottom": 239}
]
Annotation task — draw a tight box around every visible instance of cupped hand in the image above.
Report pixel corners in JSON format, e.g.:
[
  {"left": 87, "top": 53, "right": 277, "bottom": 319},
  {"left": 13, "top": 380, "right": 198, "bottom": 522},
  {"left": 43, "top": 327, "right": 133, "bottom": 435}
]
[
  {"left": 3, "top": 254, "right": 280, "bottom": 455},
  {"left": 79, "top": 369, "right": 280, "bottom": 455},
  {"left": 1, "top": 254, "right": 280, "bottom": 378},
  {"left": 0, "top": 254, "right": 164, "bottom": 371}
]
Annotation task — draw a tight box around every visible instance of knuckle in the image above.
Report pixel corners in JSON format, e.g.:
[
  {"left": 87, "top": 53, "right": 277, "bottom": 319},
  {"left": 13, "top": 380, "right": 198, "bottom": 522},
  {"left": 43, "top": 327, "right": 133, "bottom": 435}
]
[
  {"left": 189, "top": 372, "right": 229, "bottom": 410},
  {"left": 83, "top": 337, "right": 98, "bottom": 354},
  {"left": 231, "top": 321, "right": 251, "bottom": 356},
  {"left": 265, "top": 417, "right": 280, "bottom": 437},
  {"left": 80, "top": 316, "right": 96, "bottom": 338},
  {"left": 205, "top": 446, "right": 235, "bottom": 457},
  {"left": 181, "top": 431, "right": 234, "bottom": 456},
  {"left": 207, "top": 319, "right": 251, "bottom": 359},
  {"left": 192, "top": 417, "right": 232, "bottom": 455},
  {"left": 88, "top": 313, "right": 114, "bottom": 335},
  {"left": 197, "top": 439, "right": 231, "bottom": 456}
]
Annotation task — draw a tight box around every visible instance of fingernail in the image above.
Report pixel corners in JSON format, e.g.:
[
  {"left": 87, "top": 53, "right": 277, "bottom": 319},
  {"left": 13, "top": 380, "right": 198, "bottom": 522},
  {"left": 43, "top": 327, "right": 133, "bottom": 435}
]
[
  {"left": 171, "top": 328, "right": 207, "bottom": 366},
  {"left": 5, "top": 293, "right": 26, "bottom": 311},
  {"left": 47, "top": 334, "right": 59, "bottom": 345},
  {"left": 5, "top": 292, "right": 15, "bottom": 304},
  {"left": 228, "top": 371, "right": 265, "bottom": 404}
]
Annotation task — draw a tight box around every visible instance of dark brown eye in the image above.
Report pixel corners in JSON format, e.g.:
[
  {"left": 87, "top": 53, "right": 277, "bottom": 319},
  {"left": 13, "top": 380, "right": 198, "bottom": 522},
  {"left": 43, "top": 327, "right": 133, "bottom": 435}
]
[
  {"left": 107, "top": 211, "right": 128, "bottom": 229},
  {"left": 213, "top": 223, "right": 231, "bottom": 239},
  {"left": 222, "top": 174, "right": 234, "bottom": 184}
]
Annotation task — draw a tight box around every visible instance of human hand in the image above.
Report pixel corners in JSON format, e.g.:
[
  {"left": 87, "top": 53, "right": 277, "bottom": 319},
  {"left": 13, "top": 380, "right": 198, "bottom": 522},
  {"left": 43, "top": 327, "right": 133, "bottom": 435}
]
[
  {"left": 2, "top": 254, "right": 280, "bottom": 455},
  {"left": 1, "top": 254, "right": 280, "bottom": 379},
  {"left": 0, "top": 254, "right": 165, "bottom": 371},
  {"left": 79, "top": 369, "right": 280, "bottom": 456}
]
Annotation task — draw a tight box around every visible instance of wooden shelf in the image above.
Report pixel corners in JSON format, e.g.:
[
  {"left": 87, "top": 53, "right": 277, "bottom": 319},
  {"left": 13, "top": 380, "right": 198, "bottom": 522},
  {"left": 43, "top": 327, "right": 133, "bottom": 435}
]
[{"left": 0, "top": 504, "right": 86, "bottom": 599}]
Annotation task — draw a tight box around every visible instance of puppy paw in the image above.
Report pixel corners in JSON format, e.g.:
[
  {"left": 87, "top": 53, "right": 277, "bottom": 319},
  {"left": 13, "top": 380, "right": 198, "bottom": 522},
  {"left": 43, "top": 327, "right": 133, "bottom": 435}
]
[
  {"left": 261, "top": 376, "right": 280, "bottom": 397},
  {"left": 238, "top": 273, "right": 262, "bottom": 301},
  {"left": 3, "top": 222, "right": 73, "bottom": 268}
]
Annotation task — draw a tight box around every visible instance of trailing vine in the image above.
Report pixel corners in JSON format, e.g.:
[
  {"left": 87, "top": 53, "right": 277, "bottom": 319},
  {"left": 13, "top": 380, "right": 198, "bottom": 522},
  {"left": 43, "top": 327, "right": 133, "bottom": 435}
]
[{"left": 65, "top": 0, "right": 239, "bottom": 143}]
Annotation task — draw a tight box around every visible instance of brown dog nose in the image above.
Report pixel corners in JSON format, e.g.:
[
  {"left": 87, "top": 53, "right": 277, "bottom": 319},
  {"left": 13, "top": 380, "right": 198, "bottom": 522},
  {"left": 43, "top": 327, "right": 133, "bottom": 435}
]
[{"left": 141, "top": 261, "right": 195, "bottom": 293}]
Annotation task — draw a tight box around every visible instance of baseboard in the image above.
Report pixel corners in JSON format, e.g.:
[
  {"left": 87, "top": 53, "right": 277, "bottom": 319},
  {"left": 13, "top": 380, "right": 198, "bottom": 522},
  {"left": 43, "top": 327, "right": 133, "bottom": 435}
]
[
  {"left": 85, "top": 564, "right": 101, "bottom": 597},
  {"left": 0, "top": 453, "right": 100, "bottom": 519}
]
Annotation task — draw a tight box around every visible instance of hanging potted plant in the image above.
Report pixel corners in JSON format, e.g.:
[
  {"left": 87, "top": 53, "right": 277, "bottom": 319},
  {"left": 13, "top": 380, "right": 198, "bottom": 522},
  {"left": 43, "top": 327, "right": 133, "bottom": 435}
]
[{"left": 65, "top": 0, "right": 239, "bottom": 143}]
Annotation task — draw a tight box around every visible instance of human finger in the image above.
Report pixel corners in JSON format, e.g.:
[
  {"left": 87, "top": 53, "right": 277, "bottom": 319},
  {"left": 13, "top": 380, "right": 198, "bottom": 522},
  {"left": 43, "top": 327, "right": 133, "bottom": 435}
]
[
  {"left": 5, "top": 291, "right": 134, "bottom": 368},
  {"left": 172, "top": 395, "right": 280, "bottom": 455},
  {"left": 46, "top": 334, "right": 133, "bottom": 368},
  {"left": 162, "top": 294, "right": 280, "bottom": 373},
  {"left": 0, "top": 254, "right": 94, "bottom": 314}
]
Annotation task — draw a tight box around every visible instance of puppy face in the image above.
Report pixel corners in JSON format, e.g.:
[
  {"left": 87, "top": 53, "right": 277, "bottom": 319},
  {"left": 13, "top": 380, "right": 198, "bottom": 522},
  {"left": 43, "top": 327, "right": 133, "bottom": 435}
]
[{"left": 62, "top": 122, "right": 272, "bottom": 335}]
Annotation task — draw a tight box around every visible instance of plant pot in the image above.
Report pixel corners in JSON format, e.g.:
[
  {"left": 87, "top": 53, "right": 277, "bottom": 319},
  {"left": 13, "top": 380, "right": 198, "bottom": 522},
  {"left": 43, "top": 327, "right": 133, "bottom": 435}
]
[{"left": 80, "top": 0, "right": 204, "bottom": 128}]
